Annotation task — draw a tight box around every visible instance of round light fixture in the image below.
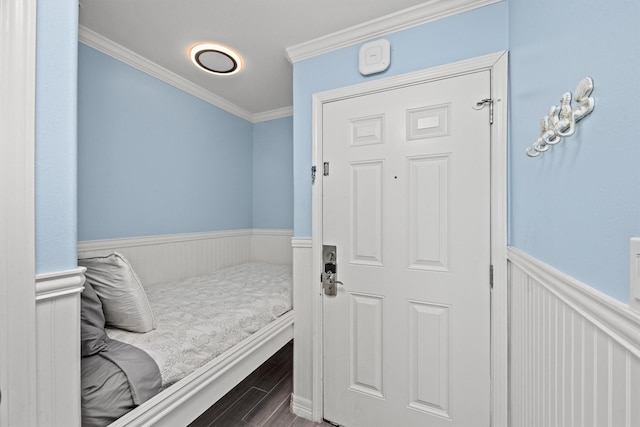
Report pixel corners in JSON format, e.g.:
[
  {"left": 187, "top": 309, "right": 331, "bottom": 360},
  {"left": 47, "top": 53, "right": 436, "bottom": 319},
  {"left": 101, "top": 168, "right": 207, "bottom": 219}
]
[{"left": 190, "top": 43, "right": 242, "bottom": 75}]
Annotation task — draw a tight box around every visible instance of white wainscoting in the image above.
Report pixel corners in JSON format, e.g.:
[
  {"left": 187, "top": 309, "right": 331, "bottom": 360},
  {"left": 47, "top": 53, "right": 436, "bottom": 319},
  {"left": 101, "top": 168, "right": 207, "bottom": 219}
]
[
  {"left": 508, "top": 247, "right": 640, "bottom": 427},
  {"left": 78, "top": 229, "right": 292, "bottom": 286},
  {"left": 291, "top": 238, "right": 314, "bottom": 419},
  {"left": 35, "top": 268, "right": 85, "bottom": 427},
  {"left": 252, "top": 229, "right": 294, "bottom": 264}
]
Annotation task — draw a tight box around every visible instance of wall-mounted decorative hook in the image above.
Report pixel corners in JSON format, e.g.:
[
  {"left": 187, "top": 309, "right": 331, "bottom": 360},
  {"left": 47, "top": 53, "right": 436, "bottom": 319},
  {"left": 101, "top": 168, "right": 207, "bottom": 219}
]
[{"left": 526, "top": 77, "right": 595, "bottom": 158}]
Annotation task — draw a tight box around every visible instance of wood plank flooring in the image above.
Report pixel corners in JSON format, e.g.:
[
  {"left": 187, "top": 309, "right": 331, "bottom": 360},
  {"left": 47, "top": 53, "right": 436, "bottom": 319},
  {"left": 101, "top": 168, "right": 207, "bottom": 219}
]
[{"left": 189, "top": 342, "right": 330, "bottom": 427}]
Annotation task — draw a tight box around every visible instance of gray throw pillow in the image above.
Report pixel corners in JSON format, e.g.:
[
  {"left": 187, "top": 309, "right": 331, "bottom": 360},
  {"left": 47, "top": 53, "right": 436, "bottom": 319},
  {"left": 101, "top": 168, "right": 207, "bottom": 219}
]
[
  {"left": 79, "top": 253, "right": 156, "bottom": 333},
  {"left": 80, "top": 281, "right": 108, "bottom": 357}
]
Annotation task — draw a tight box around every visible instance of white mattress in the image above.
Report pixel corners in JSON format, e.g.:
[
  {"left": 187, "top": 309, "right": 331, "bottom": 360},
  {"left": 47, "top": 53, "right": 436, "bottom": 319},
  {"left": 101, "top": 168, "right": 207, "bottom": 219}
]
[{"left": 106, "top": 262, "right": 292, "bottom": 388}]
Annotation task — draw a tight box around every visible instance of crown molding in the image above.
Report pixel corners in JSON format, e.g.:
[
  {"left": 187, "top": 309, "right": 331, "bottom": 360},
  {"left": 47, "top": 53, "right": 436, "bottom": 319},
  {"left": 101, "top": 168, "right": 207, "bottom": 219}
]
[
  {"left": 253, "top": 106, "right": 293, "bottom": 123},
  {"left": 285, "top": 0, "right": 502, "bottom": 63},
  {"left": 78, "top": 25, "right": 258, "bottom": 122}
]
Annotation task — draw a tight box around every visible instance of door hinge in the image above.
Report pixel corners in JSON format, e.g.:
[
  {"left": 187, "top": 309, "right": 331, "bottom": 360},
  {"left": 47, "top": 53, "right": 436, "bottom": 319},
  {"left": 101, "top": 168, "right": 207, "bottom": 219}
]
[
  {"left": 311, "top": 165, "right": 317, "bottom": 184},
  {"left": 489, "top": 264, "right": 494, "bottom": 289},
  {"left": 323, "top": 161, "right": 330, "bottom": 176},
  {"left": 474, "top": 98, "right": 494, "bottom": 125}
]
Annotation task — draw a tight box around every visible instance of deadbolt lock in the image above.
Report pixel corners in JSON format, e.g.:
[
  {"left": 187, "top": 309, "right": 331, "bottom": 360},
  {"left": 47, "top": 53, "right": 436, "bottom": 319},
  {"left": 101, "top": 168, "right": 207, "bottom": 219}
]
[{"left": 322, "top": 245, "right": 343, "bottom": 296}]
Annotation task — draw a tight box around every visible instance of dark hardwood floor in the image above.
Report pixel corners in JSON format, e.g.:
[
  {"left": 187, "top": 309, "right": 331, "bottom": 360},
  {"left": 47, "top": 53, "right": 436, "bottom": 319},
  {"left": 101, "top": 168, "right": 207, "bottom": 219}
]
[{"left": 189, "top": 342, "right": 330, "bottom": 427}]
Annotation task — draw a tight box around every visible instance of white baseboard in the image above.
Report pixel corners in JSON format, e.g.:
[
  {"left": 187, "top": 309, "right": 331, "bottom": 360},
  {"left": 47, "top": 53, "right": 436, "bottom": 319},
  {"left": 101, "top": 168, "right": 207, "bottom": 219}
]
[
  {"left": 35, "top": 268, "right": 85, "bottom": 427},
  {"left": 290, "top": 394, "right": 313, "bottom": 420},
  {"left": 508, "top": 247, "right": 640, "bottom": 426}
]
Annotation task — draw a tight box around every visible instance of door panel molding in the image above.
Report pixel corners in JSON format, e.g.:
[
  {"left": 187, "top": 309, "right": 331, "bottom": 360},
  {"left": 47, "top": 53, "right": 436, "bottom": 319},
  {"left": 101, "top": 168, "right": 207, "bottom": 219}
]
[
  {"left": 408, "top": 154, "right": 450, "bottom": 272},
  {"left": 310, "top": 51, "right": 508, "bottom": 425},
  {"left": 349, "top": 161, "right": 384, "bottom": 266},
  {"left": 348, "top": 292, "right": 385, "bottom": 398},
  {"left": 408, "top": 300, "right": 451, "bottom": 418}
]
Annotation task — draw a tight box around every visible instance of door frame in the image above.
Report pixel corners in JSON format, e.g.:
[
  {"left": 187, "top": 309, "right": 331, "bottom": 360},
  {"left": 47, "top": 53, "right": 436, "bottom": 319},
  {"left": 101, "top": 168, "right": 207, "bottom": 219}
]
[
  {"left": 310, "top": 51, "right": 508, "bottom": 426},
  {"left": 0, "top": 0, "right": 38, "bottom": 425}
]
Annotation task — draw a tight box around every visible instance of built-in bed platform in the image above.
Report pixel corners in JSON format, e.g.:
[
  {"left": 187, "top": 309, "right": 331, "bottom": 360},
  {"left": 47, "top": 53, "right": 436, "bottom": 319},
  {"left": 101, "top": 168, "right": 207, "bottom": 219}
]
[
  {"left": 77, "top": 230, "right": 294, "bottom": 426},
  {"left": 108, "top": 262, "right": 293, "bottom": 426}
]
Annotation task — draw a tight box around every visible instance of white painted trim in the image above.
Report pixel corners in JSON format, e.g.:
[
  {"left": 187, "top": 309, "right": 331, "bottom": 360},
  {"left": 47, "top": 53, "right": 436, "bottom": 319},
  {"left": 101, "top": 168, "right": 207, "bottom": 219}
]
[
  {"left": 489, "top": 51, "right": 509, "bottom": 427},
  {"left": 35, "top": 268, "right": 84, "bottom": 427},
  {"left": 508, "top": 247, "right": 640, "bottom": 357},
  {"left": 78, "top": 229, "right": 253, "bottom": 252},
  {"left": 252, "top": 106, "right": 293, "bottom": 123},
  {"left": 0, "top": 0, "right": 37, "bottom": 425},
  {"left": 291, "top": 238, "right": 312, "bottom": 249},
  {"left": 78, "top": 229, "right": 292, "bottom": 252},
  {"left": 310, "top": 51, "right": 509, "bottom": 425},
  {"left": 285, "top": 0, "right": 501, "bottom": 63},
  {"left": 252, "top": 228, "right": 294, "bottom": 237},
  {"left": 290, "top": 394, "right": 313, "bottom": 419},
  {"left": 311, "top": 84, "right": 326, "bottom": 422},
  {"left": 314, "top": 51, "right": 506, "bottom": 104},
  {"left": 292, "top": 243, "right": 313, "bottom": 418},
  {"left": 35, "top": 267, "right": 86, "bottom": 301},
  {"left": 79, "top": 26, "right": 292, "bottom": 124},
  {"left": 78, "top": 26, "right": 254, "bottom": 122}
]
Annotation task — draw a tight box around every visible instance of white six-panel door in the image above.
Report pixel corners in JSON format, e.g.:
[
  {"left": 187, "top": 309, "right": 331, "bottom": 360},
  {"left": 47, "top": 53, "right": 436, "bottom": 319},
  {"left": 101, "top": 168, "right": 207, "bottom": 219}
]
[{"left": 322, "top": 70, "right": 492, "bottom": 427}]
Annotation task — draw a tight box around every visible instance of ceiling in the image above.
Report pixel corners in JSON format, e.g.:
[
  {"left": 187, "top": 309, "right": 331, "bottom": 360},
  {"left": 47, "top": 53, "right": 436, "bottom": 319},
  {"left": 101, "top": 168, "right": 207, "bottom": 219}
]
[{"left": 78, "top": 0, "right": 430, "bottom": 119}]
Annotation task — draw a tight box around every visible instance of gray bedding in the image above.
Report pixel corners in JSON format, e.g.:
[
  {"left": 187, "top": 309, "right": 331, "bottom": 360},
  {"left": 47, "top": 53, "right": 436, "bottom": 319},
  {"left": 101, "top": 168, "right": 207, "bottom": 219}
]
[
  {"left": 81, "top": 282, "right": 161, "bottom": 427},
  {"left": 81, "top": 355, "right": 134, "bottom": 427}
]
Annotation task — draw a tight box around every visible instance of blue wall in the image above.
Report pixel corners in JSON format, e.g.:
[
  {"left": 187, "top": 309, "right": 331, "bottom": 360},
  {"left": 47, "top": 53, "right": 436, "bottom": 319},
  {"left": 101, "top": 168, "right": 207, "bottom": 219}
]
[
  {"left": 35, "top": 0, "right": 78, "bottom": 273},
  {"left": 292, "top": 2, "right": 509, "bottom": 238},
  {"left": 290, "top": 0, "right": 638, "bottom": 302},
  {"left": 78, "top": 44, "right": 293, "bottom": 240},
  {"left": 78, "top": 44, "right": 255, "bottom": 240},
  {"left": 70, "top": 0, "right": 640, "bottom": 303},
  {"left": 253, "top": 117, "right": 294, "bottom": 229},
  {"left": 508, "top": 0, "right": 640, "bottom": 302}
]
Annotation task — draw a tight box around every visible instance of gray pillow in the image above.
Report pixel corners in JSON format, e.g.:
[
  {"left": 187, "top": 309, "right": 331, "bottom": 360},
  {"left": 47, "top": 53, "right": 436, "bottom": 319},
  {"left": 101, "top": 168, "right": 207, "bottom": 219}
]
[
  {"left": 79, "top": 252, "right": 156, "bottom": 333},
  {"left": 80, "top": 282, "right": 108, "bottom": 357},
  {"left": 81, "top": 354, "right": 135, "bottom": 426}
]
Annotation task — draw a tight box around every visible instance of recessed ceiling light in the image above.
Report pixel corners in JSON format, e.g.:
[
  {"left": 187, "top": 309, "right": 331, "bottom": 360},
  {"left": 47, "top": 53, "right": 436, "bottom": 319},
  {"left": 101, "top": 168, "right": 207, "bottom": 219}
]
[{"left": 190, "top": 43, "right": 242, "bottom": 76}]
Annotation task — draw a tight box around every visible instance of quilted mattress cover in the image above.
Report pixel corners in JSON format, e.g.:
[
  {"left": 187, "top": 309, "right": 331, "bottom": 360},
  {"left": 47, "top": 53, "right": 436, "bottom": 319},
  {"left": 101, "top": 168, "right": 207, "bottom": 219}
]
[{"left": 106, "top": 262, "right": 292, "bottom": 388}]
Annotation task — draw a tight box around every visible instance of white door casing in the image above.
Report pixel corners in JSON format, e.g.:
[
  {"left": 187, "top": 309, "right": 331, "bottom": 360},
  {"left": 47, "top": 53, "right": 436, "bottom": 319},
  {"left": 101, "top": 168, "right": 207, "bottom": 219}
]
[
  {"left": 0, "top": 0, "right": 38, "bottom": 425},
  {"left": 310, "top": 52, "right": 508, "bottom": 426},
  {"left": 322, "top": 70, "right": 491, "bottom": 426}
]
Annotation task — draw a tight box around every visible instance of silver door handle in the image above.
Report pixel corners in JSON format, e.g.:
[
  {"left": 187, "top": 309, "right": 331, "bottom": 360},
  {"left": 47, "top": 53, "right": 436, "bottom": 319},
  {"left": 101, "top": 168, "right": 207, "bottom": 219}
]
[
  {"left": 322, "top": 245, "right": 344, "bottom": 296},
  {"left": 322, "top": 271, "right": 343, "bottom": 296}
]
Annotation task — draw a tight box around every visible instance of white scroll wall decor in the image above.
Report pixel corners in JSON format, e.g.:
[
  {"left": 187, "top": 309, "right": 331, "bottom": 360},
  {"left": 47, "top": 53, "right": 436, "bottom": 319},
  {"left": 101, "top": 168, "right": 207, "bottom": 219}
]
[{"left": 526, "top": 77, "right": 595, "bottom": 157}]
